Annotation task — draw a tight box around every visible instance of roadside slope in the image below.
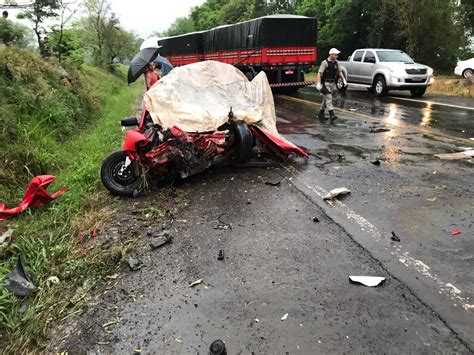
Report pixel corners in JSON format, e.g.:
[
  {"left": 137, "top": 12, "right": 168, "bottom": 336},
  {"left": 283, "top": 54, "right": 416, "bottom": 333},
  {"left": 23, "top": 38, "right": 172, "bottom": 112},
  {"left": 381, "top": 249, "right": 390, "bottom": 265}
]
[{"left": 0, "top": 47, "right": 144, "bottom": 351}]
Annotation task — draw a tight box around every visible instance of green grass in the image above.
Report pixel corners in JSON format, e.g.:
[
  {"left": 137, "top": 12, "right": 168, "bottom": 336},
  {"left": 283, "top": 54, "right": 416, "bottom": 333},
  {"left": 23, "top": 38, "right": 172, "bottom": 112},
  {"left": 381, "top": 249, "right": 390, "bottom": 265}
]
[{"left": 0, "top": 49, "right": 144, "bottom": 351}]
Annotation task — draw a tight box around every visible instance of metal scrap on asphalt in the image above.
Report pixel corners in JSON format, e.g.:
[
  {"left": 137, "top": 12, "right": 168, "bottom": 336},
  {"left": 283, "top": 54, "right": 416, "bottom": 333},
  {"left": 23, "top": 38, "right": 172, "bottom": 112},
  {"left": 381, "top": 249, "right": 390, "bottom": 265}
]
[
  {"left": 434, "top": 149, "right": 474, "bottom": 160},
  {"left": 349, "top": 276, "right": 385, "bottom": 287},
  {"left": 128, "top": 258, "right": 144, "bottom": 271},
  {"left": 390, "top": 231, "right": 401, "bottom": 242},
  {"left": 323, "top": 187, "right": 351, "bottom": 200},
  {"left": 189, "top": 279, "right": 203, "bottom": 287}
]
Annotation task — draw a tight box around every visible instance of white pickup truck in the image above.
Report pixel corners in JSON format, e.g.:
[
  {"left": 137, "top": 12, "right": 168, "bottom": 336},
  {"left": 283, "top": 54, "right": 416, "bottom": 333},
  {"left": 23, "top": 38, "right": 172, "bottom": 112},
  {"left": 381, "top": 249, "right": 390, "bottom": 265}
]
[{"left": 338, "top": 49, "right": 434, "bottom": 97}]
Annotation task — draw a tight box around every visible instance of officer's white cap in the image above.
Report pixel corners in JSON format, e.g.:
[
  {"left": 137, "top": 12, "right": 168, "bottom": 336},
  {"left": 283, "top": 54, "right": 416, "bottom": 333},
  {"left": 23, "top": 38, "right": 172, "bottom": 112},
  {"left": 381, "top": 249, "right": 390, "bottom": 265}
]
[{"left": 329, "top": 48, "right": 341, "bottom": 54}]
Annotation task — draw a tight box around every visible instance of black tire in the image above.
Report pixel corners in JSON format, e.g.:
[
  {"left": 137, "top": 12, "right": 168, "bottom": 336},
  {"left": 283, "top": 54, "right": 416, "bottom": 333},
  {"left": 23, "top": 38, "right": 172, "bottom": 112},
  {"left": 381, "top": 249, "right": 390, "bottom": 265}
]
[
  {"left": 231, "top": 121, "right": 253, "bottom": 162},
  {"left": 410, "top": 87, "right": 426, "bottom": 97},
  {"left": 462, "top": 68, "right": 473, "bottom": 79},
  {"left": 373, "top": 76, "right": 388, "bottom": 96},
  {"left": 336, "top": 77, "right": 347, "bottom": 92},
  {"left": 101, "top": 151, "right": 140, "bottom": 196},
  {"left": 245, "top": 71, "right": 255, "bottom": 81}
]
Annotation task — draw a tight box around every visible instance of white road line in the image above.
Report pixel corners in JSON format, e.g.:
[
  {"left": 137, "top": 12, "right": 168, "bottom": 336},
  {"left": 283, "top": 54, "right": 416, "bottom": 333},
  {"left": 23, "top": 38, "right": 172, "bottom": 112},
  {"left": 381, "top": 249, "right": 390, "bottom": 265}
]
[
  {"left": 284, "top": 166, "right": 474, "bottom": 312},
  {"left": 390, "top": 96, "right": 474, "bottom": 111}
]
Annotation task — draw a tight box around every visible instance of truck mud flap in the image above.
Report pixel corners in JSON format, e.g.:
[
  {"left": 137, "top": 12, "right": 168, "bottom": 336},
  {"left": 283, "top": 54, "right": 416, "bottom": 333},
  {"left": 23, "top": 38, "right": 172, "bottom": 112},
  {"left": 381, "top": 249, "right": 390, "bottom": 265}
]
[{"left": 270, "top": 81, "right": 314, "bottom": 88}]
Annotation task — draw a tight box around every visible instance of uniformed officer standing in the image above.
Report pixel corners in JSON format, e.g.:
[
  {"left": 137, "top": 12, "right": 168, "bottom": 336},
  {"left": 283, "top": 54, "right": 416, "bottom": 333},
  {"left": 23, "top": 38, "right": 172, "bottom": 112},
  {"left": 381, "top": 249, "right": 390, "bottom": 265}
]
[{"left": 316, "top": 48, "right": 347, "bottom": 121}]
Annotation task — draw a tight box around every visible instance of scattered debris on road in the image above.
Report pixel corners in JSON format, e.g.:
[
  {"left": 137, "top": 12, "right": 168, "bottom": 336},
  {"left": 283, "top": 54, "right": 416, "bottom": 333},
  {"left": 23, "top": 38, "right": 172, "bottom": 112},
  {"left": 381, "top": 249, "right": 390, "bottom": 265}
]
[
  {"left": 434, "top": 150, "right": 474, "bottom": 160},
  {"left": 349, "top": 276, "right": 385, "bottom": 287},
  {"left": 370, "top": 159, "right": 381, "bottom": 165},
  {"left": 189, "top": 279, "right": 203, "bottom": 288},
  {"left": 209, "top": 339, "right": 227, "bottom": 355},
  {"left": 323, "top": 187, "right": 351, "bottom": 200},
  {"left": 281, "top": 313, "right": 289, "bottom": 321},
  {"left": 451, "top": 230, "right": 461, "bottom": 236},
  {"left": 214, "top": 213, "right": 232, "bottom": 230},
  {"left": 150, "top": 235, "right": 172, "bottom": 250},
  {"left": 148, "top": 228, "right": 170, "bottom": 238},
  {"left": 4, "top": 256, "right": 37, "bottom": 296},
  {"left": 369, "top": 127, "right": 391, "bottom": 133},
  {"left": 149, "top": 229, "right": 172, "bottom": 250},
  {"left": 427, "top": 197, "right": 437, "bottom": 202},
  {"left": 313, "top": 217, "right": 320, "bottom": 223},
  {"left": 102, "top": 317, "right": 122, "bottom": 329},
  {"left": 391, "top": 231, "right": 401, "bottom": 242},
  {"left": 264, "top": 179, "right": 284, "bottom": 186},
  {"left": 128, "top": 258, "right": 144, "bottom": 271},
  {"left": 217, "top": 250, "right": 225, "bottom": 260}
]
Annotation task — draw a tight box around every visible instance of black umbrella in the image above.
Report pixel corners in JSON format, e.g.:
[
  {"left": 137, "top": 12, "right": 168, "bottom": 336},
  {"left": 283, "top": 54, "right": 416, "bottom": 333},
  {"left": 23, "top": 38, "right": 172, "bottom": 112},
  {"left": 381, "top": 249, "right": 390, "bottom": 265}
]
[{"left": 127, "top": 47, "right": 161, "bottom": 84}]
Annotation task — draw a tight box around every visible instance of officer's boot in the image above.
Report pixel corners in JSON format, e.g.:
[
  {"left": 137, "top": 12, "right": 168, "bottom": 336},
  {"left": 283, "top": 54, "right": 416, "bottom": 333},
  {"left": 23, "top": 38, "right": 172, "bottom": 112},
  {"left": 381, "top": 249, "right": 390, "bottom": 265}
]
[
  {"left": 317, "top": 110, "right": 326, "bottom": 120},
  {"left": 329, "top": 110, "right": 337, "bottom": 122}
]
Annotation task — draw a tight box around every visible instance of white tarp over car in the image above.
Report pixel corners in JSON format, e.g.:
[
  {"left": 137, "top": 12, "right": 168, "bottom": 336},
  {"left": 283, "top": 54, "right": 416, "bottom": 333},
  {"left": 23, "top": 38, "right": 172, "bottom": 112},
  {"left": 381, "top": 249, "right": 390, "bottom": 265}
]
[{"left": 143, "top": 61, "right": 280, "bottom": 136}]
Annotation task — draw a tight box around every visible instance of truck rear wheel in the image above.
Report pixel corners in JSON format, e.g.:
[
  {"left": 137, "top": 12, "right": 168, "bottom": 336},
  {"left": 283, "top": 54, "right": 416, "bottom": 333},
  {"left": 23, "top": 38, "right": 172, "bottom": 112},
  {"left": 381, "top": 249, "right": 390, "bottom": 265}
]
[
  {"left": 245, "top": 71, "right": 255, "bottom": 81},
  {"left": 374, "top": 76, "right": 388, "bottom": 96},
  {"left": 410, "top": 87, "right": 426, "bottom": 97}
]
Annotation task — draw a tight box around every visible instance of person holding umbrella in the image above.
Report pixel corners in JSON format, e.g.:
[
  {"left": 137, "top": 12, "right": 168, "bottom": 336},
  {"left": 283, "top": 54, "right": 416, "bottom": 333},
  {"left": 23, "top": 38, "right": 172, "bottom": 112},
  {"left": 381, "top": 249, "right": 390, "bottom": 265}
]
[{"left": 145, "top": 61, "right": 159, "bottom": 90}]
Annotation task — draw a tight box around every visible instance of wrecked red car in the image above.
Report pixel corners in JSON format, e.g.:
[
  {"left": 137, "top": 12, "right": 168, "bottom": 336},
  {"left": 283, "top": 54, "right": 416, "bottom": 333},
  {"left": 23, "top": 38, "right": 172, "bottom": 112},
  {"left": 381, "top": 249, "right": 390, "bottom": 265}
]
[{"left": 100, "top": 61, "right": 307, "bottom": 196}]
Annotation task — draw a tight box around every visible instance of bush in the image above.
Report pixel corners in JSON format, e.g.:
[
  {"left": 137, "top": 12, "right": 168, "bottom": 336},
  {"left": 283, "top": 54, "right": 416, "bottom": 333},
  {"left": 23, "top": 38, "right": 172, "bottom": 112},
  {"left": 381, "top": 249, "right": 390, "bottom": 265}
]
[{"left": 0, "top": 46, "right": 99, "bottom": 204}]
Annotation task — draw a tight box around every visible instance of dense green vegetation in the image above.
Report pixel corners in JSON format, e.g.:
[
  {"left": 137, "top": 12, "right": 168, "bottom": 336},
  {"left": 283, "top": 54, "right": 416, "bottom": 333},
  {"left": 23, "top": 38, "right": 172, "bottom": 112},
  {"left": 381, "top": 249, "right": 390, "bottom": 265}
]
[
  {"left": 164, "top": 0, "right": 474, "bottom": 73},
  {"left": 0, "top": 1, "right": 146, "bottom": 350},
  {"left": 0, "top": 45, "right": 144, "bottom": 351}
]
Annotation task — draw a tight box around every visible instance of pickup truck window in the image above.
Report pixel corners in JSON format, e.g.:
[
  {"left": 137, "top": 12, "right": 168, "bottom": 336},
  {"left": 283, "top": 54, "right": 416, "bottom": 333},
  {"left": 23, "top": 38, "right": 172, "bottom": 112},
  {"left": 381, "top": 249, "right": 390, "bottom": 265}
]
[
  {"left": 364, "top": 51, "right": 376, "bottom": 63},
  {"left": 376, "top": 50, "right": 414, "bottom": 64},
  {"left": 352, "top": 50, "right": 364, "bottom": 62}
]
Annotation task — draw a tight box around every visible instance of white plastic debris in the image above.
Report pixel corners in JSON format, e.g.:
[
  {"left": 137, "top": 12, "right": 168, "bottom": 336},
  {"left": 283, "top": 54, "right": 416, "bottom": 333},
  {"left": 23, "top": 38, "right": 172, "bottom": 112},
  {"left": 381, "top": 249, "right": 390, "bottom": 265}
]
[
  {"left": 349, "top": 276, "right": 385, "bottom": 287},
  {"left": 189, "top": 279, "right": 203, "bottom": 288},
  {"left": 434, "top": 150, "right": 474, "bottom": 160},
  {"left": 281, "top": 313, "right": 288, "bottom": 321},
  {"left": 323, "top": 187, "right": 351, "bottom": 200}
]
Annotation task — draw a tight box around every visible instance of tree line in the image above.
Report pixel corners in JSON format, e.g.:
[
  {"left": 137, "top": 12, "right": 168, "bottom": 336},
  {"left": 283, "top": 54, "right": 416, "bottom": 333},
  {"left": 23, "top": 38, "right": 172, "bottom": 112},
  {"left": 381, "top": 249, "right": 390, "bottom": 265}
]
[
  {"left": 0, "top": 0, "right": 140, "bottom": 66},
  {"left": 163, "top": 0, "right": 474, "bottom": 72}
]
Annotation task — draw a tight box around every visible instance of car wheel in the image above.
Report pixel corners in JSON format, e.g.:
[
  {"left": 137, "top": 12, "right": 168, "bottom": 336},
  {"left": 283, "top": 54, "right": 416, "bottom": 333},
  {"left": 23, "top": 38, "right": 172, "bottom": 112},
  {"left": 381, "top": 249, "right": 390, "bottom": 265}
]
[
  {"left": 336, "top": 77, "right": 347, "bottom": 92},
  {"left": 462, "top": 68, "right": 473, "bottom": 79},
  {"left": 373, "top": 76, "right": 388, "bottom": 96},
  {"left": 231, "top": 121, "right": 253, "bottom": 162},
  {"left": 410, "top": 87, "right": 426, "bottom": 97},
  {"left": 100, "top": 151, "right": 140, "bottom": 196}
]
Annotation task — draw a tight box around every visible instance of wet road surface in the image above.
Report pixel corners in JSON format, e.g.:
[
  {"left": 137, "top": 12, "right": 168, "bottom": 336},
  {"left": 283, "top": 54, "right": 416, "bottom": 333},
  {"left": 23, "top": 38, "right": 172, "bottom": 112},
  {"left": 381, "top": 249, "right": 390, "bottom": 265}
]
[
  {"left": 275, "top": 87, "right": 474, "bottom": 346},
  {"left": 53, "top": 89, "right": 473, "bottom": 353}
]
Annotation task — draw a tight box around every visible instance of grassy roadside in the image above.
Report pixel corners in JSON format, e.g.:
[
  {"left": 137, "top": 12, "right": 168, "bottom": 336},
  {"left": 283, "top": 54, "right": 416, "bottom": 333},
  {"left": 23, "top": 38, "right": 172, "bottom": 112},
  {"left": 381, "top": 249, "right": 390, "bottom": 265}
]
[
  {"left": 427, "top": 75, "right": 474, "bottom": 98},
  {"left": 0, "top": 59, "right": 144, "bottom": 351}
]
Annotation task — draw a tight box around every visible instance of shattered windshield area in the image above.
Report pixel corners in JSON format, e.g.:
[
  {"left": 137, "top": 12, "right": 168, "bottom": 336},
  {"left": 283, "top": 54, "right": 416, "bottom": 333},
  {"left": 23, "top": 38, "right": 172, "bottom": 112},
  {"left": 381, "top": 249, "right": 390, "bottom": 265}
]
[{"left": 376, "top": 50, "right": 414, "bottom": 64}]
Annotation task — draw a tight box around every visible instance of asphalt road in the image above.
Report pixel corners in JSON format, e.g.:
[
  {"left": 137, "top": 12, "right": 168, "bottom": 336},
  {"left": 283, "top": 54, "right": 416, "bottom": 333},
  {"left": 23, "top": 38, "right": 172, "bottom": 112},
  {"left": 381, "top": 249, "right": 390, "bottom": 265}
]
[{"left": 54, "top": 89, "right": 473, "bottom": 354}]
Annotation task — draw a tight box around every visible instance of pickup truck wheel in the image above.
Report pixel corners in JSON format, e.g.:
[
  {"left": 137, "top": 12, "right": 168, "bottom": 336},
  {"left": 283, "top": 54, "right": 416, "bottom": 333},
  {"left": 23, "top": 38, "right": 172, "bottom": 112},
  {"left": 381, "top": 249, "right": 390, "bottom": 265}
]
[
  {"left": 462, "top": 68, "right": 472, "bottom": 79},
  {"left": 336, "top": 77, "right": 347, "bottom": 92},
  {"left": 374, "top": 76, "right": 388, "bottom": 96},
  {"left": 410, "top": 87, "right": 426, "bottom": 97}
]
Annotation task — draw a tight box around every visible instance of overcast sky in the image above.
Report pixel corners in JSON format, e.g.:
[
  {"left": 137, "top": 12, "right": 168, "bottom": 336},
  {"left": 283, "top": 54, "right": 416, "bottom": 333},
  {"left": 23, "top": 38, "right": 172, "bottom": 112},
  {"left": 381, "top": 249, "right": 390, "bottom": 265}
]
[
  {"left": 109, "top": 0, "right": 206, "bottom": 38},
  {"left": 5, "top": 0, "right": 206, "bottom": 39}
]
